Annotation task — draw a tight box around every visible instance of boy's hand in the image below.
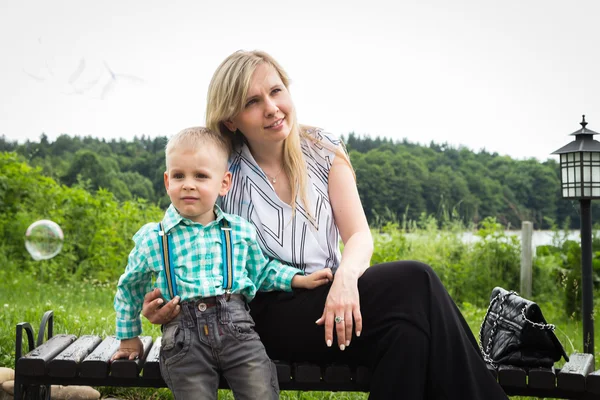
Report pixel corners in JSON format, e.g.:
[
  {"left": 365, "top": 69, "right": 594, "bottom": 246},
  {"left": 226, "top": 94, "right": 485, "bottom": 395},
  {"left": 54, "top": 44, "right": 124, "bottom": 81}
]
[
  {"left": 142, "top": 288, "right": 180, "bottom": 325},
  {"left": 291, "top": 268, "right": 333, "bottom": 289},
  {"left": 111, "top": 337, "right": 143, "bottom": 361}
]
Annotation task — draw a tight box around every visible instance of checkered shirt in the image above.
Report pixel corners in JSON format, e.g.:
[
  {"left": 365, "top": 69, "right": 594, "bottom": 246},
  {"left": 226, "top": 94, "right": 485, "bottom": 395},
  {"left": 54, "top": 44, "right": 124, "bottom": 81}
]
[{"left": 114, "top": 204, "right": 303, "bottom": 339}]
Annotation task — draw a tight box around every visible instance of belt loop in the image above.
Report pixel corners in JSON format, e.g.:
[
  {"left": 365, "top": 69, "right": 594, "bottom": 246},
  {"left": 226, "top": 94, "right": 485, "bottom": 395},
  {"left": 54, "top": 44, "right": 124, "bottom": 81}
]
[
  {"left": 218, "top": 296, "right": 230, "bottom": 324},
  {"left": 182, "top": 302, "right": 194, "bottom": 328}
]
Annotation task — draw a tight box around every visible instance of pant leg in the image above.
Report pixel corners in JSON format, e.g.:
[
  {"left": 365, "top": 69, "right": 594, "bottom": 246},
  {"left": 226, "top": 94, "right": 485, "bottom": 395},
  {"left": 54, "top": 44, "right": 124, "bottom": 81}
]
[
  {"left": 160, "top": 307, "right": 220, "bottom": 400},
  {"left": 250, "top": 261, "right": 508, "bottom": 400},
  {"left": 218, "top": 299, "right": 279, "bottom": 400}
]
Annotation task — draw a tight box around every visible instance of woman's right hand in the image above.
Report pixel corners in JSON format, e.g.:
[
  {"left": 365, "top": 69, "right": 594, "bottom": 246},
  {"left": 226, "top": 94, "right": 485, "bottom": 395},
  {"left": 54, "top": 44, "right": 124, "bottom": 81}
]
[{"left": 142, "top": 288, "right": 181, "bottom": 325}]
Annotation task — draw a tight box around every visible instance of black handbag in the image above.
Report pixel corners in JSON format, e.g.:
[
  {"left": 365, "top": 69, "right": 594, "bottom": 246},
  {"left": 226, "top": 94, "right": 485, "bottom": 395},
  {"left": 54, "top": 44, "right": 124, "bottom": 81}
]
[{"left": 479, "top": 287, "right": 569, "bottom": 368}]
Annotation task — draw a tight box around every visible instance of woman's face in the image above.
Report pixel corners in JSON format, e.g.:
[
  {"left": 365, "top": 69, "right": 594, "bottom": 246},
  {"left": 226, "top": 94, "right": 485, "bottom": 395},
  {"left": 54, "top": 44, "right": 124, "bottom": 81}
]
[{"left": 224, "top": 63, "right": 294, "bottom": 147}]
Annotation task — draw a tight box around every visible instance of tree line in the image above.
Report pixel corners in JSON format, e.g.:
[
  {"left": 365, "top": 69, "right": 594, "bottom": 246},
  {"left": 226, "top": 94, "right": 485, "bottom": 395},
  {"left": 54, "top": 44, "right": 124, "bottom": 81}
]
[{"left": 0, "top": 132, "right": 588, "bottom": 229}]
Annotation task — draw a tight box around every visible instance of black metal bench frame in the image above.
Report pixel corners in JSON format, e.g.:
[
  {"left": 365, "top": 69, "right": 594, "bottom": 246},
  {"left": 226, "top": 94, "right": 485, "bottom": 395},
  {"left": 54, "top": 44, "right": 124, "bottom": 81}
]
[{"left": 13, "top": 311, "right": 600, "bottom": 399}]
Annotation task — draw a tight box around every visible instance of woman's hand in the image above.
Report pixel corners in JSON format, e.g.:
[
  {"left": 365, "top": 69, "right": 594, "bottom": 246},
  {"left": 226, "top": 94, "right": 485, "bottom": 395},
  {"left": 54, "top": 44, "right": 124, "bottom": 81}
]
[
  {"left": 141, "top": 288, "right": 181, "bottom": 325},
  {"left": 291, "top": 268, "right": 333, "bottom": 289},
  {"left": 315, "top": 270, "right": 362, "bottom": 351}
]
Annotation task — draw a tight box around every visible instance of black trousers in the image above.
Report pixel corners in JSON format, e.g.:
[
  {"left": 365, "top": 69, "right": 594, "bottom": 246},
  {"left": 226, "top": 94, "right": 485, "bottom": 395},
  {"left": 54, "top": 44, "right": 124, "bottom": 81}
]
[{"left": 249, "top": 261, "right": 509, "bottom": 400}]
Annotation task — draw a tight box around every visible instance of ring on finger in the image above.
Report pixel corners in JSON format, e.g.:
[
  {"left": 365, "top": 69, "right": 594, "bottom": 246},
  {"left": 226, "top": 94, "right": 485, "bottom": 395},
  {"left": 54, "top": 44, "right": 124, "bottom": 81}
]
[{"left": 334, "top": 315, "right": 344, "bottom": 324}]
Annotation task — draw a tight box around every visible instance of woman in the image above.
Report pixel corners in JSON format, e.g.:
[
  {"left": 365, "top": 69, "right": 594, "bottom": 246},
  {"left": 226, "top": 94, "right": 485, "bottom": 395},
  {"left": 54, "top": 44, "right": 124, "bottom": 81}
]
[{"left": 143, "top": 50, "right": 508, "bottom": 399}]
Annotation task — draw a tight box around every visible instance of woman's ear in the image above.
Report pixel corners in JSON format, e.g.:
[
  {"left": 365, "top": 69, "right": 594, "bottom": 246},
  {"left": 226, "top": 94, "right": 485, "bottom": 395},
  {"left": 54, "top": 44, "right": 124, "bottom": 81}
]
[{"left": 223, "top": 120, "right": 236, "bottom": 133}]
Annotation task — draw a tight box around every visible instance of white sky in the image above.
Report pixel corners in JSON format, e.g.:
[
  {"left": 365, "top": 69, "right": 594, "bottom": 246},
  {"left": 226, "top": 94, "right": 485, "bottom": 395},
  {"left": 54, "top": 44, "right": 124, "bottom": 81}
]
[{"left": 1, "top": 0, "right": 599, "bottom": 161}]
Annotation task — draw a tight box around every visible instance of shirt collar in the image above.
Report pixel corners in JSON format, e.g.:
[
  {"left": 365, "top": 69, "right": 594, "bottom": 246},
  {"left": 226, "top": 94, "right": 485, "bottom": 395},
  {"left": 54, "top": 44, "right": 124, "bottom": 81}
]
[{"left": 161, "top": 203, "right": 231, "bottom": 233}]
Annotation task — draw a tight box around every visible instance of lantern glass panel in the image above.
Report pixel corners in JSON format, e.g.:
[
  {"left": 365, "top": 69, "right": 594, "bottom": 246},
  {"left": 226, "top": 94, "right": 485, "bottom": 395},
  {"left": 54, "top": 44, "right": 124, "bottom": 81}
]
[
  {"left": 592, "top": 165, "right": 600, "bottom": 183},
  {"left": 584, "top": 152, "right": 591, "bottom": 161},
  {"left": 594, "top": 153, "right": 600, "bottom": 161},
  {"left": 569, "top": 166, "right": 575, "bottom": 183},
  {"left": 575, "top": 152, "right": 581, "bottom": 161},
  {"left": 585, "top": 188, "right": 591, "bottom": 197},
  {"left": 593, "top": 188, "right": 600, "bottom": 197},
  {"left": 583, "top": 165, "right": 590, "bottom": 183}
]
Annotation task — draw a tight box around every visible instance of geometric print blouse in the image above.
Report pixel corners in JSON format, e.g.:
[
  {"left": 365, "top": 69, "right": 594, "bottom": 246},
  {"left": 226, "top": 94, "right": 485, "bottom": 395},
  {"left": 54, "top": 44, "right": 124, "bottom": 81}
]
[{"left": 221, "top": 128, "right": 342, "bottom": 274}]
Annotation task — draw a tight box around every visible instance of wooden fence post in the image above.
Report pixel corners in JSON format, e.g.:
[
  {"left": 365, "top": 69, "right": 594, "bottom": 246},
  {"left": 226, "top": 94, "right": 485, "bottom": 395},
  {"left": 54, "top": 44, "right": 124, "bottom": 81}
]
[{"left": 520, "top": 221, "right": 533, "bottom": 297}]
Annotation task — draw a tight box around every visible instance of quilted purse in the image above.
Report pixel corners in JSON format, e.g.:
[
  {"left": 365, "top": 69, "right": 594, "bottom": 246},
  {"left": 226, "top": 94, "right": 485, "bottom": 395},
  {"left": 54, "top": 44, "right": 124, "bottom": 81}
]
[{"left": 479, "top": 287, "right": 569, "bottom": 368}]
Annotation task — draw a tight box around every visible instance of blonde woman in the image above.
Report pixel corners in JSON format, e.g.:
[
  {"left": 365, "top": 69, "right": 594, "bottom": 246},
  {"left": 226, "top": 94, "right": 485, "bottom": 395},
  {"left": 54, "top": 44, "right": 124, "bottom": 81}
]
[{"left": 143, "top": 50, "right": 508, "bottom": 400}]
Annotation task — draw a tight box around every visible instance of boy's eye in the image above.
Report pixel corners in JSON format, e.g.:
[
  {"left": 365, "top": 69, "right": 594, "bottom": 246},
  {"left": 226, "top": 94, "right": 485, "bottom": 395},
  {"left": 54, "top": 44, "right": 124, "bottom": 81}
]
[
  {"left": 173, "top": 173, "right": 184, "bottom": 179},
  {"left": 196, "top": 173, "right": 208, "bottom": 179},
  {"left": 271, "top": 88, "right": 282, "bottom": 95}
]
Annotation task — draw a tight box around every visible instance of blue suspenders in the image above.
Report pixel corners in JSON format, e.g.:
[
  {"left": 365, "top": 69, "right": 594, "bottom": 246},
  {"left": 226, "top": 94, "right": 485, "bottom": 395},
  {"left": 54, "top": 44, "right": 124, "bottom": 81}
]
[{"left": 158, "top": 219, "right": 233, "bottom": 300}]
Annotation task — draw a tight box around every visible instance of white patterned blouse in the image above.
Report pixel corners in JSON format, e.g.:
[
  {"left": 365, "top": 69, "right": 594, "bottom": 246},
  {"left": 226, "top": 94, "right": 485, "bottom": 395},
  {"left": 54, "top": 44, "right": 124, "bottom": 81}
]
[{"left": 220, "top": 128, "right": 342, "bottom": 274}]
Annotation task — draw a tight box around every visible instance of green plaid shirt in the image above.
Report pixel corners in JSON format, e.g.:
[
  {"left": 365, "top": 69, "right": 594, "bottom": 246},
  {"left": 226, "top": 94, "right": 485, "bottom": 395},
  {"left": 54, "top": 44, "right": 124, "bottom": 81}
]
[{"left": 114, "top": 204, "right": 302, "bottom": 339}]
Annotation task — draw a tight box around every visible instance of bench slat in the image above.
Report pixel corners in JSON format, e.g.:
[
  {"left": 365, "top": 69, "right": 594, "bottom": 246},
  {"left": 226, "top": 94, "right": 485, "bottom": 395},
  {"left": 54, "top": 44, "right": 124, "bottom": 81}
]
[
  {"left": 324, "top": 364, "right": 352, "bottom": 383},
  {"left": 587, "top": 369, "right": 600, "bottom": 395},
  {"left": 142, "top": 337, "right": 161, "bottom": 380},
  {"left": 294, "top": 363, "right": 321, "bottom": 383},
  {"left": 497, "top": 364, "right": 526, "bottom": 388},
  {"left": 80, "top": 336, "right": 120, "bottom": 378},
  {"left": 110, "top": 336, "right": 153, "bottom": 379},
  {"left": 47, "top": 335, "right": 102, "bottom": 378},
  {"left": 16, "top": 334, "right": 77, "bottom": 376},
  {"left": 557, "top": 353, "right": 594, "bottom": 392},
  {"left": 528, "top": 366, "right": 556, "bottom": 390},
  {"left": 274, "top": 361, "right": 291, "bottom": 384}
]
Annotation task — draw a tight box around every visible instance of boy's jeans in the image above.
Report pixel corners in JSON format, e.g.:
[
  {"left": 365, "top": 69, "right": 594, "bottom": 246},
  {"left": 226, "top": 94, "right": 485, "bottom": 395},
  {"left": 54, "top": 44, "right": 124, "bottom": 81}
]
[{"left": 159, "top": 294, "right": 279, "bottom": 400}]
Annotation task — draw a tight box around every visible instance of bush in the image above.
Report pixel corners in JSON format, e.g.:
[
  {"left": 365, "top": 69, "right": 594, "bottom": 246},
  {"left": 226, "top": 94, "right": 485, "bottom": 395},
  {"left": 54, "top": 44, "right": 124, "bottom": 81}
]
[{"left": 0, "top": 152, "right": 164, "bottom": 283}]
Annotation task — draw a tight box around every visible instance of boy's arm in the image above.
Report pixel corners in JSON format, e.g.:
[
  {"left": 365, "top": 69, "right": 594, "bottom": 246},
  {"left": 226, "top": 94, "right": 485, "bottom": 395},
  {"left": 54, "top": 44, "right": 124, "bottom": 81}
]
[
  {"left": 245, "top": 237, "right": 301, "bottom": 292},
  {"left": 114, "top": 225, "right": 155, "bottom": 342}
]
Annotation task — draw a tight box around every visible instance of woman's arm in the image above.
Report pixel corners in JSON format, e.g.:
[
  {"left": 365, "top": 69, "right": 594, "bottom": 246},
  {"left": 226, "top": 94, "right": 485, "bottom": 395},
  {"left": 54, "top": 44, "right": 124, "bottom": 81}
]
[{"left": 316, "top": 149, "right": 374, "bottom": 350}]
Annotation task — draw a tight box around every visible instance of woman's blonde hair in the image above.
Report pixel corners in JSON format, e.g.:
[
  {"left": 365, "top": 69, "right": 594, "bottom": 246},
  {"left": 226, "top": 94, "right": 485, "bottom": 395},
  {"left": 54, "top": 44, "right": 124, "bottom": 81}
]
[{"left": 206, "top": 50, "right": 353, "bottom": 216}]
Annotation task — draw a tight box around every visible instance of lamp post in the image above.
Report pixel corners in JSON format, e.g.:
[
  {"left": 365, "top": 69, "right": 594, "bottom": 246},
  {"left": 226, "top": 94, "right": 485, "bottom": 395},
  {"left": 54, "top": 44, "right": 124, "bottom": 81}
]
[{"left": 552, "top": 115, "right": 600, "bottom": 356}]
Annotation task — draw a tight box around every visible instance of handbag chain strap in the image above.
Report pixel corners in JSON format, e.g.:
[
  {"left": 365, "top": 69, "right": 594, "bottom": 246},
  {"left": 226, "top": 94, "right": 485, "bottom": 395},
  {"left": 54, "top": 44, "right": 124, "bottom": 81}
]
[
  {"left": 520, "top": 307, "right": 556, "bottom": 331},
  {"left": 479, "top": 290, "right": 514, "bottom": 366},
  {"left": 479, "top": 290, "right": 556, "bottom": 366}
]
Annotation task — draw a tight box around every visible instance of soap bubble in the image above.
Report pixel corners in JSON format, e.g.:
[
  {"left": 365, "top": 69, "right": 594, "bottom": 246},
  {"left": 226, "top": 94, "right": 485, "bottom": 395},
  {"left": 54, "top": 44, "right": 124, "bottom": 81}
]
[{"left": 25, "top": 220, "right": 64, "bottom": 260}]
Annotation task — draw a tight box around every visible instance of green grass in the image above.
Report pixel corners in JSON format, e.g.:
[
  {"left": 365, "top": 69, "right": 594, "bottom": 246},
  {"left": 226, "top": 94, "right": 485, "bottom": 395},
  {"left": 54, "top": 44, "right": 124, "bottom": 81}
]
[{"left": 0, "top": 270, "right": 597, "bottom": 400}]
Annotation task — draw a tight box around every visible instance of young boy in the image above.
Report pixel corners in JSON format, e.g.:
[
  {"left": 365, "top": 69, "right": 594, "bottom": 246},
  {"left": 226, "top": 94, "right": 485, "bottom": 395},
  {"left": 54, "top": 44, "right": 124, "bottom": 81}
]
[{"left": 112, "top": 127, "right": 332, "bottom": 400}]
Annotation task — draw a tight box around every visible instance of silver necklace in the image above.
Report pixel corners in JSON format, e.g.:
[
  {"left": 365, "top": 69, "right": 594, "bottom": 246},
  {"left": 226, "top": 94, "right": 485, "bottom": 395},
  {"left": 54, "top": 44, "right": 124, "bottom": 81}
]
[{"left": 265, "top": 167, "right": 283, "bottom": 184}]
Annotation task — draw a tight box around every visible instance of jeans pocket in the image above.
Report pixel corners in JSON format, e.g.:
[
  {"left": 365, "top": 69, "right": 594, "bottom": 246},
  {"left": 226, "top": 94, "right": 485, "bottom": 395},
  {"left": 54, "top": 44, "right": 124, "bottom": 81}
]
[
  {"left": 160, "top": 322, "right": 190, "bottom": 364},
  {"left": 229, "top": 310, "right": 260, "bottom": 341}
]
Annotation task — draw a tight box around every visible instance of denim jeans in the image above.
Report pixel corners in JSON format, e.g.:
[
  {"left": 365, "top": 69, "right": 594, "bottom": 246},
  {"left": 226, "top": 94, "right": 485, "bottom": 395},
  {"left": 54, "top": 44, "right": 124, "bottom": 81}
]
[{"left": 159, "top": 294, "right": 279, "bottom": 400}]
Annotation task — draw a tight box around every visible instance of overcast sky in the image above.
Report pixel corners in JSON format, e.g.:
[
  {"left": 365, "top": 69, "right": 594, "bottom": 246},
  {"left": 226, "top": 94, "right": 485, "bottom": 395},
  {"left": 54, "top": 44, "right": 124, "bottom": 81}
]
[{"left": 1, "top": 0, "right": 599, "bottom": 161}]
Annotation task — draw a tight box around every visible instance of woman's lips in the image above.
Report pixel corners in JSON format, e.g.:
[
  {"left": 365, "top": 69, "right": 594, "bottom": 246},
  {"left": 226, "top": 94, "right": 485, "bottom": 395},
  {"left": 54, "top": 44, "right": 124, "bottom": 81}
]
[{"left": 265, "top": 118, "right": 284, "bottom": 129}]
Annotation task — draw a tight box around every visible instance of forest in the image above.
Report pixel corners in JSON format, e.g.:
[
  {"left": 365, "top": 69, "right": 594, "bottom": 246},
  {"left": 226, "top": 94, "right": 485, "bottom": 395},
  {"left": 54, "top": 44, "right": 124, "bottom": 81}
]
[{"left": 0, "top": 131, "right": 589, "bottom": 229}]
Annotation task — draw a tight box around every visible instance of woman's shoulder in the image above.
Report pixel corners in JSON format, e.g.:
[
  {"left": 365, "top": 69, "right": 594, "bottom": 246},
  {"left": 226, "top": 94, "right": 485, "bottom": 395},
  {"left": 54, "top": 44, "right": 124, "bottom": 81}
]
[{"left": 301, "top": 125, "right": 341, "bottom": 147}]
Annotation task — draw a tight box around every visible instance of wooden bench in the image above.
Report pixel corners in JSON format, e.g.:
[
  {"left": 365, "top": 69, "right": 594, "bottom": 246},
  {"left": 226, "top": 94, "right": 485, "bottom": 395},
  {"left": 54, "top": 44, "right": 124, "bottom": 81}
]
[{"left": 13, "top": 311, "right": 600, "bottom": 399}]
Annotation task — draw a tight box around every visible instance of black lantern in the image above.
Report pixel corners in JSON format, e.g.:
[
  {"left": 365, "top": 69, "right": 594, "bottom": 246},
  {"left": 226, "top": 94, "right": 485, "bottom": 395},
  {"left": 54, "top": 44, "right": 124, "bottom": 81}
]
[{"left": 552, "top": 115, "right": 599, "bottom": 356}]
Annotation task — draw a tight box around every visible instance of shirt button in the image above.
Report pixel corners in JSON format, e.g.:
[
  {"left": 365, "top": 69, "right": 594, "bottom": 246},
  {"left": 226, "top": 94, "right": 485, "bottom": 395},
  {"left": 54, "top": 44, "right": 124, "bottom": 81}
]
[{"left": 198, "top": 303, "right": 207, "bottom": 312}]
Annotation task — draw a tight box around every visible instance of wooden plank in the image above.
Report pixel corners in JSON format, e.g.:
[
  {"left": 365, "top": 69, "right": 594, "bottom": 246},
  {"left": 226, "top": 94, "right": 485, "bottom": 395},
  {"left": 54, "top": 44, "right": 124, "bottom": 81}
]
[
  {"left": 584, "top": 368, "right": 600, "bottom": 395},
  {"left": 293, "top": 363, "right": 322, "bottom": 383},
  {"left": 110, "top": 336, "right": 153, "bottom": 379},
  {"left": 497, "top": 364, "right": 526, "bottom": 388},
  {"left": 355, "top": 366, "right": 370, "bottom": 385},
  {"left": 324, "top": 364, "right": 351, "bottom": 383},
  {"left": 487, "top": 364, "right": 498, "bottom": 381},
  {"left": 142, "top": 337, "right": 162, "bottom": 379},
  {"left": 274, "top": 361, "right": 291, "bottom": 384},
  {"left": 47, "top": 335, "right": 102, "bottom": 378},
  {"left": 16, "top": 334, "right": 77, "bottom": 376},
  {"left": 527, "top": 366, "right": 556, "bottom": 390},
  {"left": 557, "top": 353, "right": 594, "bottom": 392},
  {"left": 80, "top": 336, "right": 120, "bottom": 378}
]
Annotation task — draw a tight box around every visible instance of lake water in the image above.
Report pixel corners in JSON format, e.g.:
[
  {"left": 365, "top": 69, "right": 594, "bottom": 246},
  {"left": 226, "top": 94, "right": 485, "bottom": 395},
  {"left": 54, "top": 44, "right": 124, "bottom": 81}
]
[{"left": 460, "top": 230, "right": 586, "bottom": 250}]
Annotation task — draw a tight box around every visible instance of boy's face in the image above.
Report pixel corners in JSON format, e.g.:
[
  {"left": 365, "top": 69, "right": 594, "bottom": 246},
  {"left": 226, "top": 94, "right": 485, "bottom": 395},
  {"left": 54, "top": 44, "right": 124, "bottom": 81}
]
[{"left": 164, "top": 143, "right": 231, "bottom": 225}]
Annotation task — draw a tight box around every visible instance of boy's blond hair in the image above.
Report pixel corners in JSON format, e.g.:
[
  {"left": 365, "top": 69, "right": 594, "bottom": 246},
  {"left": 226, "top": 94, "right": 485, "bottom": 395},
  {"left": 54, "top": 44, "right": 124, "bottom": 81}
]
[{"left": 165, "top": 126, "right": 232, "bottom": 170}]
